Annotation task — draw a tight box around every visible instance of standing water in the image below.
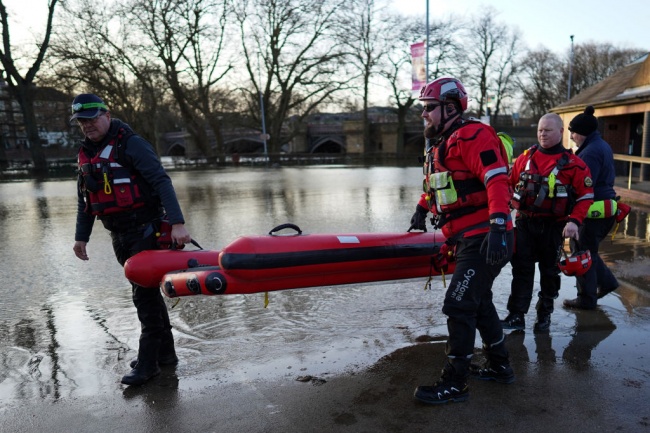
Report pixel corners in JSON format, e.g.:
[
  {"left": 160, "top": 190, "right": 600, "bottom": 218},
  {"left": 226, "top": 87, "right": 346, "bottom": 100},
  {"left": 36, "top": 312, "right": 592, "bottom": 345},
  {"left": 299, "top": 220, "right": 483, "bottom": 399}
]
[{"left": 1, "top": 166, "right": 649, "bottom": 410}]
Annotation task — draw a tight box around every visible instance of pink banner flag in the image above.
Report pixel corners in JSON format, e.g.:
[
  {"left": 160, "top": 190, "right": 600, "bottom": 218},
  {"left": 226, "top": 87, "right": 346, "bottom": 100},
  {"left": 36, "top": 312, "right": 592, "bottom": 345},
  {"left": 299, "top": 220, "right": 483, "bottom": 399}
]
[{"left": 410, "top": 41, "right": 427, "bottom": 92}]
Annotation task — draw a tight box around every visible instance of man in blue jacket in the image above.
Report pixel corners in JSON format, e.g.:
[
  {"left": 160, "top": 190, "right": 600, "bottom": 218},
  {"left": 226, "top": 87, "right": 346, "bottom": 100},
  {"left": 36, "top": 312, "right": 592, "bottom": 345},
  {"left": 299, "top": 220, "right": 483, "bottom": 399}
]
[{"left": 564, "top": 105, "right": 619, "bottom": 309}]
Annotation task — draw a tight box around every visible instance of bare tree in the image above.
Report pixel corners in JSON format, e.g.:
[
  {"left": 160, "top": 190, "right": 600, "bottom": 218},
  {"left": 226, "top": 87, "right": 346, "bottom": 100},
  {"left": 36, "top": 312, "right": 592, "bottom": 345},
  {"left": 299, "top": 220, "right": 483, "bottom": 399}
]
[
  {"left": 418, "top": 15, "right": 467, "bottom": 81},
  {"left": 516, "top": 48, "right": 564, "bottom": 119},
  {"left": 334, "top": 0, "right": 395, "bottom": 153},
  {"left": 516, "top": 43, "right": 646, "bottom": 120},
  {"left": 48, "top": 0, "right": 167, "bottom": 149},
  {"left": 564, "top": 42, "right": 646, "bottom": 98},
  {"left": 130, "top": 0, "right": 234, "bottom": 160},
  {"left": 490, "top": 31, "right": 522, "bottom": 125},
  {"left": 463, "top": 7, "right": 521, "bottom": 120},
  {"left": 380, "top": 16, "right": 464, "bottom": 152},
  {"left": 380, "top": 19, "right": 419, "bottom": 154},
  {"left": 0, "top": 0, "right": 58, "bottom": 174},
  {"left": 236, "top": 0, "right": 349, "bottom": 157}
]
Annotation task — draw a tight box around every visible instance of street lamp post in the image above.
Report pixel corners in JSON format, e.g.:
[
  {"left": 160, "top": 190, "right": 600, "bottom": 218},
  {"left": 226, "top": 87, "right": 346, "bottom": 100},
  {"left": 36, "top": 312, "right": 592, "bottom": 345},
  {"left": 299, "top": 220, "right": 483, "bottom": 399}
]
[
  {"left": 567, "top": 35, "right": 575, "bottom": 100},
  {"left": 426, "top": 0, "right": 429, "bottom": 83},
  {"left": 257, "top": 53, "right": 268, "bottom": 160}
]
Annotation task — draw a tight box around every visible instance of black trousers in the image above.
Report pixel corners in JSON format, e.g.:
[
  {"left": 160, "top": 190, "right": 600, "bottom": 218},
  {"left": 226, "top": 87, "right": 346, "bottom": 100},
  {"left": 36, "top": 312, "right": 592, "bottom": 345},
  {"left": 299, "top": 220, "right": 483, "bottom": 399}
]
[
  {"left": 571, "top": 216, "right": 618, "bottom": 308},
  {"left": 111, "top": 221, "right": 174, "bottom": 364},
  {"left": 442, "top": 234, "right": 510, "bottom": 368},
  {"left": 508, "top": 217, "right": 564, "bottom": 316}
]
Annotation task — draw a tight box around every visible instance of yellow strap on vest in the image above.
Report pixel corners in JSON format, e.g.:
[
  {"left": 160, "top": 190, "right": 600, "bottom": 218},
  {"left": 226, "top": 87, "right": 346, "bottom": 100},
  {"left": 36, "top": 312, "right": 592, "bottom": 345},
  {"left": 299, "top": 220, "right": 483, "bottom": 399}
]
[
  {"left": 548, "top": 173, "right": 556, "bottom": 198},
  {"left": 103, "top": 172, "right": 112, "bottom": 194}
]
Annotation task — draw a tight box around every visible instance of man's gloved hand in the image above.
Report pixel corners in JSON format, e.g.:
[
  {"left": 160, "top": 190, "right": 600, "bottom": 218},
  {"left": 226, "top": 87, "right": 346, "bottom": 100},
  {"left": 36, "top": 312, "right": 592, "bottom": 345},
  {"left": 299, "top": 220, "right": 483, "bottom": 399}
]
[
  {"left": 408, "top": 204, "right": 429, "bottom": 232},
  {"left": 480, "top": 212, "right": 513, "bottom": 265}
]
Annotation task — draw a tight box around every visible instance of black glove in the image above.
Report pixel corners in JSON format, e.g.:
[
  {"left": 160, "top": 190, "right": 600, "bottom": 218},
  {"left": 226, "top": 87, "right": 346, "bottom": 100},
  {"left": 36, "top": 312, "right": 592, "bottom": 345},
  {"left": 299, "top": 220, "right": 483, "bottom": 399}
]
[
  {"left": 408, "top": 204, "right": 429, "bottom": 232},
  {"left": 480, "top": 213, "right": 513, "bottom": 265}
]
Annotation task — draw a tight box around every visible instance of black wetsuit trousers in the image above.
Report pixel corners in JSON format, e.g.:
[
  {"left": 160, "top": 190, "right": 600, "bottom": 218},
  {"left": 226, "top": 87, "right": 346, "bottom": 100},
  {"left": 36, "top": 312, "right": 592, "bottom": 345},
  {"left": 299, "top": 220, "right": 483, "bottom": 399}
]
[
  {"left": 571, "top": 216, "right": 618, "bottom": 308},
  {"left": 442, "top": 234, "right": 509, "bottom": 369},
  {"left": 508, "top": 216, "right": 565, "bottom": 316},
  {"left": 111, "top": 221, "right": 174, "bottom": 363}
]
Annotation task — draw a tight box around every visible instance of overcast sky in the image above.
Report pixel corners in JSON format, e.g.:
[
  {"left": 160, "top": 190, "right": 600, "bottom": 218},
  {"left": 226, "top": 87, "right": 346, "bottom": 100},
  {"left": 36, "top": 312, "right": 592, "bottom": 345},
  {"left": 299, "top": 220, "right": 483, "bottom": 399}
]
[{"left": 391, "top": 0, "right": 649, "bottom": 55}]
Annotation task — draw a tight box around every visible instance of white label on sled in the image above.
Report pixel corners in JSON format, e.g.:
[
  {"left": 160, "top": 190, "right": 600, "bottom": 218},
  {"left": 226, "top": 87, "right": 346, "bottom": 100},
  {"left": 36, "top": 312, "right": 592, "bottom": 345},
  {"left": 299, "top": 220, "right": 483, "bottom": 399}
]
[{"left": 337, "top": 236, "right": 360, "bottom": 244}]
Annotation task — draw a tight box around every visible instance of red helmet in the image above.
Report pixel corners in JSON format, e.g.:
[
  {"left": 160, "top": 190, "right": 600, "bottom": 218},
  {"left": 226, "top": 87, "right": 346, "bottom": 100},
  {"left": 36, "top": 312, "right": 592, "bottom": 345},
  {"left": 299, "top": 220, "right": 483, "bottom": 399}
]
[
  {"left": 419, "top": 77, "right": 468, "bottom": 111},
  {"left": 558, "top": 249, "right": 592, "bottom": 276}
]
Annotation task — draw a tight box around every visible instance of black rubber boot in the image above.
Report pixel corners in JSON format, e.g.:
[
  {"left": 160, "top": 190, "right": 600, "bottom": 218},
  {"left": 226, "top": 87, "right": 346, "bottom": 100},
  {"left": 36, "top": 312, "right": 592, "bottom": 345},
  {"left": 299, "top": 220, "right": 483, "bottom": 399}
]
[
  {"left": 129, "top": 331, "right": 178, "bottom": 368},
  {"left": 121, "top": 339, "right": 161, "bottom": 386},
  {"left": 124, "top": 283, "right": 172, "bottom": 383},
  {"left": 129, "top": 352, "right": 178, "bottom": 369}
]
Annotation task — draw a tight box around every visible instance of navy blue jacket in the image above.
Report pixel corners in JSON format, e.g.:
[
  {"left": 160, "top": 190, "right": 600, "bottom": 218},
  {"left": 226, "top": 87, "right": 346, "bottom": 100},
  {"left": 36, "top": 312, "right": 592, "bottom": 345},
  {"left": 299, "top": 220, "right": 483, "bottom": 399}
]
[
  {"left": 75, "top": 119, "right": 185, "bottom": 242},
  {"left": 574, "top": 131, "right": 616, "bottom": 202}
]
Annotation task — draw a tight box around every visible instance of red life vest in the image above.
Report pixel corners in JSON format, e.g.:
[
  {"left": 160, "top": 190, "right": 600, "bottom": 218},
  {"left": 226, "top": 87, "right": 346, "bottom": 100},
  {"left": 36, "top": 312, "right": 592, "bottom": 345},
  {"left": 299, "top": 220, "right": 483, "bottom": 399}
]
[
  {"left": 77, "top": 129, "right": 149, "bottom": 216},
  {"left": 423, "top": 121, "right": 493, "bottom": 221},
  {"left": 510, "top": 145, "right": 574, "bottom": 217}
]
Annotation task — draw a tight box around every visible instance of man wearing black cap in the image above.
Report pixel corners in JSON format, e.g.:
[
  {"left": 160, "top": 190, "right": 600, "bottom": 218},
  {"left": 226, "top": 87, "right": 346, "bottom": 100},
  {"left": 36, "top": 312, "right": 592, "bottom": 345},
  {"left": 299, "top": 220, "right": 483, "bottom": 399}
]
[
  {"left": 71, "top": 93, "right": 192, "bottom": 386},
  {"left": 564, "top": 105, "right": 619, "bottom": 309}
]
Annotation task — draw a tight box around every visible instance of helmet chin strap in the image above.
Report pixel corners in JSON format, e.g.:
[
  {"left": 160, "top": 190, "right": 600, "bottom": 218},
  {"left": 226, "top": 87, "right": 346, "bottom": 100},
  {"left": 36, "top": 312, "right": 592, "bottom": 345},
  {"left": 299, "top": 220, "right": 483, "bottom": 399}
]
[
  {"left": 435, "top": 107, "right": 449, "bottom": 136},
  {"left": 428, "top": 104, "right": 452, "bottom": 139}
]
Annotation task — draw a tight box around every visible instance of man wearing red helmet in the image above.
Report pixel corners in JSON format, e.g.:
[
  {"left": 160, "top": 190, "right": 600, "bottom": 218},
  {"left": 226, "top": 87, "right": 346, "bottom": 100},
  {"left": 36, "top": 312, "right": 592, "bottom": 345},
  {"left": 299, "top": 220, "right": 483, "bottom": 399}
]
[
  {"left": 500, "top": 113, "right": 594, "bottom": 334},
  {"left": 409, "top": 77, "right": 515, "bottom": 405}
]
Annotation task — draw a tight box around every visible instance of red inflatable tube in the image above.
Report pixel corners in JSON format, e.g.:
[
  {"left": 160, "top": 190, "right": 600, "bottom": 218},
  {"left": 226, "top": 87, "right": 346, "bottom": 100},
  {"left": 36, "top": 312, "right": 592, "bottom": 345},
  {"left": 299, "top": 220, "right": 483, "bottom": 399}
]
[
  {"left": 155, "top": 229, "right": 452, "bottom": 297},
  {"left": 161, "top": 257, "right": 445, "bottom": 297},
  {"left": 124, "top": 249, "right": 221, "bottom": 288},
  {"left": 218, "top": 233, "right": 438, "bottom": 277}
]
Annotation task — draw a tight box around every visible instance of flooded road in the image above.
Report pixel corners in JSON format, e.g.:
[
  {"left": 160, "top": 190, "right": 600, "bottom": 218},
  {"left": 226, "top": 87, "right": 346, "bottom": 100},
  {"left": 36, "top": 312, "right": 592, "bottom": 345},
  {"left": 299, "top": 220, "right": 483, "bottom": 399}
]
[{"left": 1, "top": 166, "right": 649, "bottom": 431}]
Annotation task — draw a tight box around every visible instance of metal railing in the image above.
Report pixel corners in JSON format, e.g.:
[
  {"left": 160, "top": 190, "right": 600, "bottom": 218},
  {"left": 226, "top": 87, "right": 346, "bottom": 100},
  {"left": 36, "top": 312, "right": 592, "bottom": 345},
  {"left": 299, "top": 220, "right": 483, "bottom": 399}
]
[{"left": 613, "top": 154, "right": 650, "bottom": 189}]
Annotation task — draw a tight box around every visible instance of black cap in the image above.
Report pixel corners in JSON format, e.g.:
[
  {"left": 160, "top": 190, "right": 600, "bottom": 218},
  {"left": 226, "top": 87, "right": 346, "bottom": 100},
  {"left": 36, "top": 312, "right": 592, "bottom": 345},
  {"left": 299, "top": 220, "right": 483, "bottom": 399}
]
[
  {"left": 568, "top": 105, "right": 598, "bottom": 136},
  {"left": 70, "top": 94, "right": 109, "bottom": 121}
]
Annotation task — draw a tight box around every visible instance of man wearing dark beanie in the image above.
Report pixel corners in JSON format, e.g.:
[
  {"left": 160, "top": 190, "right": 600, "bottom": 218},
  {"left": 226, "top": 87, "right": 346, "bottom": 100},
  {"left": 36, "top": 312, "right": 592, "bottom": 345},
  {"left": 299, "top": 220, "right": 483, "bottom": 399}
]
[{"left": 564, "top": 106, "right": 619, "bottom": 309}]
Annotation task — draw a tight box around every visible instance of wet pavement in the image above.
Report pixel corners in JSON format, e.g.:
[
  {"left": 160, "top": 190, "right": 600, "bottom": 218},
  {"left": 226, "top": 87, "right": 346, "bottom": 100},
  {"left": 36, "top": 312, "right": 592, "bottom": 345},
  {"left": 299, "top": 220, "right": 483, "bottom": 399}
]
[{"left": 1, "top": 167, "right": 650, "bottom": 432}]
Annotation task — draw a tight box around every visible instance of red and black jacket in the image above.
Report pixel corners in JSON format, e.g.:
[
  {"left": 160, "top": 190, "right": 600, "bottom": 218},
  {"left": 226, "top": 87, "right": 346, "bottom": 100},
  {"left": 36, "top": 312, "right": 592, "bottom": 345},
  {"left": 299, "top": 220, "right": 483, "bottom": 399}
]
[{"left": 418, "top": 119, "right": 513, "bottom": 239}]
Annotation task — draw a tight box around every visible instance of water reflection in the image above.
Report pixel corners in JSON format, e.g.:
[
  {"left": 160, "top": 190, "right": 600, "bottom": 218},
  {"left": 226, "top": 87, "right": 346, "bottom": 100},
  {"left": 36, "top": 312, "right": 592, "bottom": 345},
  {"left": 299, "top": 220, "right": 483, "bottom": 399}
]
[
  {"left": 533, "top": 332, "right": 557, "bottom": 364},
  {"left": 0, "top": 167, "right": 649, "bottom": 407},
  {"left": 562, "top": 309, "right": 617, "bottom": 370},
  {"left": 618, "top": 207, "right": 650, "bottom": 243}
]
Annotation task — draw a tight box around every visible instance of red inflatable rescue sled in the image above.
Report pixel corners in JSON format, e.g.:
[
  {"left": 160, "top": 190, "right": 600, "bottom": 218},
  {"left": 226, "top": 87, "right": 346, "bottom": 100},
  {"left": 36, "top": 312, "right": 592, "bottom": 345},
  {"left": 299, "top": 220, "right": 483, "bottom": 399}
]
[{"left": 125, "top": 224, "right": 453, "bottom": 298}]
